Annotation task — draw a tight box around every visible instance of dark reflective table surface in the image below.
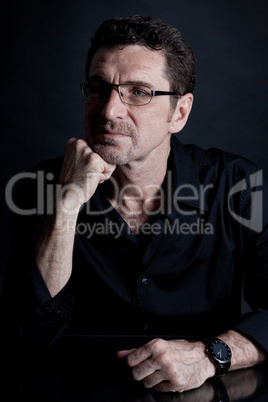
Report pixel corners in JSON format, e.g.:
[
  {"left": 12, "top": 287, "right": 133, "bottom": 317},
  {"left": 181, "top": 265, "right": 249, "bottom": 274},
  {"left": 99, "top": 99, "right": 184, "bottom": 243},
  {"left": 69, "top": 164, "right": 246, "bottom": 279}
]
[{"left": 2, "top": 336, "right": 268, "bottom": 401}]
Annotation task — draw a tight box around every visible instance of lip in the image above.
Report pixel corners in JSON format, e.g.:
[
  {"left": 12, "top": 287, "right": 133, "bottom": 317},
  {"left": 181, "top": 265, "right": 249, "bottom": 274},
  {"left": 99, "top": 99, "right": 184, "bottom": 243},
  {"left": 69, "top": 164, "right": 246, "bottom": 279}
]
[{"left": 96, "top": 129, "right": 129, "bottom": 137}]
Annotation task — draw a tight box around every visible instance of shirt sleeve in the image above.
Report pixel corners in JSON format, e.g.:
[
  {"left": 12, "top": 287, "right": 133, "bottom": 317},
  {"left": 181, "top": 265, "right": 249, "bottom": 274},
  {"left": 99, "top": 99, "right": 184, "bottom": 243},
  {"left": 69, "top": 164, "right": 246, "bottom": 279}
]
[
  {"left": 2, "top": 159, "right": 73, "bottom": 350},
  {"left": 232, "top": 168, "right": 268, "bottom": 355},
  {"left": 28, "top": 260, "right": 73, "bottom": 348}
]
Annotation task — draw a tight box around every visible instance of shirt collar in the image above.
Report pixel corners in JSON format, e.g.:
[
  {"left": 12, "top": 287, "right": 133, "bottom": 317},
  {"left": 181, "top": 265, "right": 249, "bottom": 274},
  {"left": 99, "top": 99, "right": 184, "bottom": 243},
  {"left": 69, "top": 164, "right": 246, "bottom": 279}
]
[{"left": 167, "top": 135, "right": 209, "bottom": 219}]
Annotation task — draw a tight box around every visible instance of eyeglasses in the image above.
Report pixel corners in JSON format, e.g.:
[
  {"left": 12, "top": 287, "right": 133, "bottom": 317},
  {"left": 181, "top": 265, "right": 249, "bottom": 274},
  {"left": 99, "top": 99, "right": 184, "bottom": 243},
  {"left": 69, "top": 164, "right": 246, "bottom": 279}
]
[{"left": 80, "top": 81, "right": 179, "bottom": 106}]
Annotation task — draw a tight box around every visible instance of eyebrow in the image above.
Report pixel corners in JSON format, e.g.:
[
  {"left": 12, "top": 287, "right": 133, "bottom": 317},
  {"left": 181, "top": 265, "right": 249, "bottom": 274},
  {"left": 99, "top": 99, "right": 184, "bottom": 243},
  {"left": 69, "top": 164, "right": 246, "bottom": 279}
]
[
  {"left": 88, "top": 75, "right": 154, "bottom": 89},
  {"left": 122, "top": 80, "right": 154, "bottom": 88}
]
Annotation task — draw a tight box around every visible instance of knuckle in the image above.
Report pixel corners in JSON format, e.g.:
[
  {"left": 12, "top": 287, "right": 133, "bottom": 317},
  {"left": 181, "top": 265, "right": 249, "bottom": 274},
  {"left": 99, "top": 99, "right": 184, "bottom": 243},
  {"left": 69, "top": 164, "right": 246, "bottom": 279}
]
[
  {"left": 143, "top": 343, "right": 153, "bottom": 356},
  {"left": 85, "top": 152, "right": 102, "bottom": 167},
  {"left": 170, "top": 378, "right": 184, "bottom": 392},
  {"left": 75, "top": 138, "right": 87, "bottom": 149},
  {"left": 134, "top": 343, "right": 151, "bottom": 358},
  {"left": 65, "top": 138, "right": 87, "bottom": 153},
  {"left": 67, "top": 137, "right": 77, "bottom": 145},
  {"left": 165, "top": 362, "right": 176, "bottom": 377},
  {"left": 87, "top": 151, "right": 99, "bottom": 161},
  {"left": 150, "top": 338, "right": 166, "bottom": 352},
  {"left": 172, "top": 374, "right": 183, "bottom": 386},
  {"left": 157, "top": 352, "right": 170, "bottom": 367}
]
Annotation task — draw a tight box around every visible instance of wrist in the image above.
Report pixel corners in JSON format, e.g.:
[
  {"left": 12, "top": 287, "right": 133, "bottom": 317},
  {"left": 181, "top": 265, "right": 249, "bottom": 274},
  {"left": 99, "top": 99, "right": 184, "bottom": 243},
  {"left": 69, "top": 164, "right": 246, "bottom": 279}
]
[
  {"left": 203, "top": 347, "right": 217, "bottom": 378},
  {"left": 45, "top": 198, "right": 80, "bottom": 236},
  {"left": 205, "top": 356, "right": 217, "bottom": 378},
  {"left": 195, "top": 340, "right": 217, "bottom": 379},
  {"left": 55, "top": 188, "right": 83, "bottom": 216},
  {"left": 217, "top": 330, "right": 266, "bottom": 371}
]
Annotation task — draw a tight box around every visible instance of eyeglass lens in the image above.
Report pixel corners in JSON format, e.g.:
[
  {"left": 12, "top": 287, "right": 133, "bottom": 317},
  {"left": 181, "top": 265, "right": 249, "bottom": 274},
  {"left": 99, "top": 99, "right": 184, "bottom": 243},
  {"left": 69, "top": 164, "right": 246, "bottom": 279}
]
[{"left": 82, "top": 82, "right": 152, "bottom": 106}]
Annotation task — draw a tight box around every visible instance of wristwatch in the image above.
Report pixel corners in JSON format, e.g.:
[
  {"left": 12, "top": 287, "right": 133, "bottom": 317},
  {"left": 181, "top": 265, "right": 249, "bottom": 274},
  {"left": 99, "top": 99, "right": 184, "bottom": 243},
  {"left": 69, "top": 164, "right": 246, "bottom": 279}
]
[{"left": 205, "top": 337, "right": 232, "bottom": 376}]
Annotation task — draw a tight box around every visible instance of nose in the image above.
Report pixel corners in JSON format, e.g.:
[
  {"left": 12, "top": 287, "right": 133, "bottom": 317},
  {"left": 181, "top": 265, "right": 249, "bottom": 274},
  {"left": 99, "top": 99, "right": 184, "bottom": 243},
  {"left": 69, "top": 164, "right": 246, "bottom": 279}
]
[{"left": 101, "top": 86, "right": 128, "bottom": 120}]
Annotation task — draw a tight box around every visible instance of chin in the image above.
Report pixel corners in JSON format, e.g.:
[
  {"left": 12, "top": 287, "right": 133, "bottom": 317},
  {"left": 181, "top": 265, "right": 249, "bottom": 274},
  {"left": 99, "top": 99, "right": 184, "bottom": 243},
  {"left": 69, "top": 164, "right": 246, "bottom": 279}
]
[{"left": 92, "top": 143, "right": 134, "bottom": 165}]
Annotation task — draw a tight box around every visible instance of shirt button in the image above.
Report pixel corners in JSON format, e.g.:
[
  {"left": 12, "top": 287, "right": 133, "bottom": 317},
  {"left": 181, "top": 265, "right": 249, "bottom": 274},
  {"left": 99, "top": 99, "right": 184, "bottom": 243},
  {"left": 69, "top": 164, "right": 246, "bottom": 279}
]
[{"left": 141, "top": 277, "right": 148, "bottom": 285}]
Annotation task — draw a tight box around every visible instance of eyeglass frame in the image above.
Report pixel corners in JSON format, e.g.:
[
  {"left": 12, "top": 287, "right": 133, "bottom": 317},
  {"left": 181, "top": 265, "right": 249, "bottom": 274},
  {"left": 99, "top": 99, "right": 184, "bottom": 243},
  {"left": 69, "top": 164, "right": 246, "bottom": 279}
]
[{"left": 80, "top": 81, "right": 180, "bottom": 106}]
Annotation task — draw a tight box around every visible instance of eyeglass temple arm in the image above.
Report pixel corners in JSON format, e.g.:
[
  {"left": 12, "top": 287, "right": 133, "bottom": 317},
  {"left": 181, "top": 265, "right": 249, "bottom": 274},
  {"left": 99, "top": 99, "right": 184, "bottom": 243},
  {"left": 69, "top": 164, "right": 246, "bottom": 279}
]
[{"left": 152, "top": 90, "right": 179, "bottom": 96}]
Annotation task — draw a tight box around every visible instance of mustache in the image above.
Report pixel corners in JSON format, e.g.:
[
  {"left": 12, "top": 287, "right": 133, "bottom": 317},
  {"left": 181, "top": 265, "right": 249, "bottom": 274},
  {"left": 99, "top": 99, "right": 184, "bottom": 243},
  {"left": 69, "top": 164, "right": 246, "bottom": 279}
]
[{"left": 92, "top": 119, "right": 136, "bottom": 136}]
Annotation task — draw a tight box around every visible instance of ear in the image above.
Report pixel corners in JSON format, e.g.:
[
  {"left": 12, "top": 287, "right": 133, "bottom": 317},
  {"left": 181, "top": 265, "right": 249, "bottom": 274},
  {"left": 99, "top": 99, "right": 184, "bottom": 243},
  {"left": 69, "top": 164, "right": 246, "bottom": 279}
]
[{"left": 169, "top": 93, "right": 194, "bottom": 134}]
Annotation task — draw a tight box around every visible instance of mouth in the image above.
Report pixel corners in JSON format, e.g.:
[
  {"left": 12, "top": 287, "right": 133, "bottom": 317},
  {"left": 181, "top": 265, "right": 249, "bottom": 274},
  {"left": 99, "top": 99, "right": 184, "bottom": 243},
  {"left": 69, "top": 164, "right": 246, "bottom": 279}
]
[{"left": 94, "top": 129, "right": 129, "bottom": 138}]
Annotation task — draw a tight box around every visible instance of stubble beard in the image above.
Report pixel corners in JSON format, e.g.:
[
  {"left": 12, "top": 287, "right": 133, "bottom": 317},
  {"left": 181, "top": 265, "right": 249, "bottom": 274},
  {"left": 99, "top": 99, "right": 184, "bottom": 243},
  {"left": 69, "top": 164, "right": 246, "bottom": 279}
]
[
  {"left": 89, "top": 121, "right": 138, "bottom": 165},
  {"left": 92, "top": 140, "right": 134, "bottom": 165}
]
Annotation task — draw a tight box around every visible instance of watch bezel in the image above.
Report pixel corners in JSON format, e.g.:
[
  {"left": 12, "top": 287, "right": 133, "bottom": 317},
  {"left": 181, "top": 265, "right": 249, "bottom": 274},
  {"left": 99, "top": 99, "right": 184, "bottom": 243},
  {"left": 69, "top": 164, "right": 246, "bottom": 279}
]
[
  {"left": 209, "top": 339, "right": 232, "bottom": 364},
  {"left": 205, "top": 337, "right": 232, "bottom": 376}
]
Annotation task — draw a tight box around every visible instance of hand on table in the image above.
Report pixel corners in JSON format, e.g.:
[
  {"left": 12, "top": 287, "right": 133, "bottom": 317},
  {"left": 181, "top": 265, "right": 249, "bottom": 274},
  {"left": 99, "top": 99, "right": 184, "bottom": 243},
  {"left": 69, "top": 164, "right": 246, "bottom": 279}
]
[{"left": 117, "top": 338, "right": 215, "bottom": 393}]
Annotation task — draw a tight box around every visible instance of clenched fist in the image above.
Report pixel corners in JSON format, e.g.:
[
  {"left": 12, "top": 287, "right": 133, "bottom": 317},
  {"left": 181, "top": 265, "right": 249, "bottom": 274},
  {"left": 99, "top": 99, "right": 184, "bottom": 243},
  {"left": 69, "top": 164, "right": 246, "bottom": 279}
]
[{"left": 57, "top": 138, "right": 116, "bottom": 213}]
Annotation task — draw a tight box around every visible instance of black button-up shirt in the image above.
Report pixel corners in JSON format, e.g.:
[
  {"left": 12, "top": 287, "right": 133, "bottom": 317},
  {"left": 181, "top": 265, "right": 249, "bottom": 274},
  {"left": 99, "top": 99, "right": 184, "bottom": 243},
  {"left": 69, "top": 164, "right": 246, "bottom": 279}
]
[{"left": 4, "top": 134, "right": 268, "bottom": 352}]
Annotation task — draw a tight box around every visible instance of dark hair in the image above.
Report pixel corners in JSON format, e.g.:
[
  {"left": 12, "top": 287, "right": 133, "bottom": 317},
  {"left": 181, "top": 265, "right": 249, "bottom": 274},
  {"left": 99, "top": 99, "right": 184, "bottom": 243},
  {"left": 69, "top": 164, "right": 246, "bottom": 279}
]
[{"left": 85, "top": 15, "right": 196, "bottom": 104}]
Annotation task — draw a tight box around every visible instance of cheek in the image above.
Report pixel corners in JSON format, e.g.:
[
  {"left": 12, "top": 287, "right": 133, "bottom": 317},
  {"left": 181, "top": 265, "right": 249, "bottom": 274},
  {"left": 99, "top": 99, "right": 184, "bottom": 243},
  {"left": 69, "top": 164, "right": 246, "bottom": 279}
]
[{"left": 137, "top": 105, "right": 172, "bottom": 135}]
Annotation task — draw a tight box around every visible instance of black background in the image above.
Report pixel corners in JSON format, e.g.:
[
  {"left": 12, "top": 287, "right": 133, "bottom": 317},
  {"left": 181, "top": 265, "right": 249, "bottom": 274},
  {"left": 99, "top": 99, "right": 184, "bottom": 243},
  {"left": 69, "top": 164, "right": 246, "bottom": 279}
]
[{"left": 1, "top": 0, "right": 267, "bottom": 302}]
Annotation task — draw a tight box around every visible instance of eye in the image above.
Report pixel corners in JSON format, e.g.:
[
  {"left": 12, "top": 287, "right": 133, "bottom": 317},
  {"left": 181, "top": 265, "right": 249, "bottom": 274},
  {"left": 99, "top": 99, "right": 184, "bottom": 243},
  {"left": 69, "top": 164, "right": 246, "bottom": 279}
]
[
  {"left": 132, "top": 87, "right": 150, "bottom": 97},
  {"left": 133, "top": 88, "right": 147, "bottom": 97},
  {"left": 89, "top": 82, "right": 104, "bottom": 93},
  {"left": 87, "top": 82, "right": 110, "bottom": 99}
]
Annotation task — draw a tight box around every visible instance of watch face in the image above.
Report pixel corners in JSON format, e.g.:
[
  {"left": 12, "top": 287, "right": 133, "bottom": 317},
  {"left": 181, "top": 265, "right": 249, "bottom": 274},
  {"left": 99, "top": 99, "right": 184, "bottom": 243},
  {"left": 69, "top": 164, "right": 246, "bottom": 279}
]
[{"left": 211, "top": 340, "right": 231, "bottom": 362}]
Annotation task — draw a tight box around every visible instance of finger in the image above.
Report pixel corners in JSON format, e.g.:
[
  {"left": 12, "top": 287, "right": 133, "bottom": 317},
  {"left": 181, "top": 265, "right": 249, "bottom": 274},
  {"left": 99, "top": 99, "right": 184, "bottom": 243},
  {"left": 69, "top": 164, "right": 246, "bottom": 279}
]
[
  {"left": 101, "top": 162, "right": 116, "bottom": 180},
  {"left": 127, "top": 347, "right": 151, "bottom": 367},
  {"left": 98, "top": 166, "right": 116, "bottom": 184},
  {"left": 127, "top": 338, "right": 166, "bottom": 367},
  {"left": 63, "top": 138, "right": 90, "bottom": 163},
  {"left": 141, "top": 370, "right": 166, "bottom": 389},
  {"left": 132, "top": 357, "right": 160, "bottom": 381},
  {"left": 116, "top": 349, "right": 136, "bottom": 360},
  {"left": 66, "top": 137, "right": 79, "bottom": 145},
  {"left": 65, "top": 137, "right": 86, "bottom": 150},
  {"left": 154, "top": 380, "right": 179, "bottom": 393}
]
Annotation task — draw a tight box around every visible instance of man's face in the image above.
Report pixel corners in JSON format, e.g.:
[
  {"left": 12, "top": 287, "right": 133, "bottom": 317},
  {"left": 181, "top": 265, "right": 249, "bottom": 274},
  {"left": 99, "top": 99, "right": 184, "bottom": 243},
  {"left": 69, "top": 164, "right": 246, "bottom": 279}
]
[{"left": 84, "top": 45, "right": 179, "bottom": 165}]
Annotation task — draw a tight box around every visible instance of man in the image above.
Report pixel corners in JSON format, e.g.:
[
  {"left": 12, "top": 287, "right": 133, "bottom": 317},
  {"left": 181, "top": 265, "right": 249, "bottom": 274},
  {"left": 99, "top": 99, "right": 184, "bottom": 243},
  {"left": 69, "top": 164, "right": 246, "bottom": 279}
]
[{"left": 4, "top": 15, "right": 268, "bottom": 392}]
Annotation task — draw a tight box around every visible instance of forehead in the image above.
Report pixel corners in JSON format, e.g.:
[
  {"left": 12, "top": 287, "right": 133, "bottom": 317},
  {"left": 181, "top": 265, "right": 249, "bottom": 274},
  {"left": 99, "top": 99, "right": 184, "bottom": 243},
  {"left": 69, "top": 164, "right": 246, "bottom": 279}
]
[{"left": 88, "top": 45, "right": 168, "bottom": 86}]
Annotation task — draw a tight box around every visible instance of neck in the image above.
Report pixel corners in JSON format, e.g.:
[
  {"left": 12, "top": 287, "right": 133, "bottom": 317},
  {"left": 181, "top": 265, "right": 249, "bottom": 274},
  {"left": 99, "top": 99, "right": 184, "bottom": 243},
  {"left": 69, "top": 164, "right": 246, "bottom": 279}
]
[
  {"left": 101, "top": 136, "right": 171, "bottom": 234},
  {"left": 106, "top": 143, "right": 171, "bottom": 201}
]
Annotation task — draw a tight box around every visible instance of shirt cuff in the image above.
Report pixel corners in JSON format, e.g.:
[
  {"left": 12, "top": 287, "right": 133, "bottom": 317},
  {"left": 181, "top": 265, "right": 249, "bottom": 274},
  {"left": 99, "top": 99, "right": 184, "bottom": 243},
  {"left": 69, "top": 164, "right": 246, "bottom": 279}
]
[
  {"left": 233, "top": 310, "right": 268, "bottom": 355},
  {"left": 28, "top": 260, "right": 72, "bottom": 321}
]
